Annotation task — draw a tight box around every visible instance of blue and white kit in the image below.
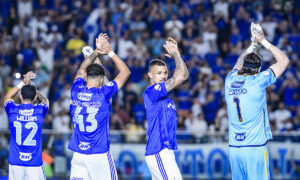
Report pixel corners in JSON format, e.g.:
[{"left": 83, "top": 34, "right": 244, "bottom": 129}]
[
  {"left": 143, "top": 82, "right": 182, "bottom": 180},
  {"left": 69, "top": 78, "right": 118, "bottom": 180}
]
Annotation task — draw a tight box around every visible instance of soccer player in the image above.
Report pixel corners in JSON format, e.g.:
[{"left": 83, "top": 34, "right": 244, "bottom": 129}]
[
  {"left": 69, "top": 33, "right": 130, "bottom": 180},
  {"left": 4, "top": 71, "right": 49, "bottom": 180},
  {"left": 143, "top": 37, "right": 189, "bottom": 180},
  {"left": 225, "top": 23, "right": 289, "bottom": 180}
]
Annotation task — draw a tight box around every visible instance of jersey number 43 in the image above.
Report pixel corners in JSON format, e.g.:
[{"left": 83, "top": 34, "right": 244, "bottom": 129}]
[{"left": 74, "top": 107, "right": 98, "bottom": 132}]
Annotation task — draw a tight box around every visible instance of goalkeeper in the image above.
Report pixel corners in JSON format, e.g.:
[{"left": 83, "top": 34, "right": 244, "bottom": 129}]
[{"left": 224, "top": 23, "right": 289, "bottom": 180}]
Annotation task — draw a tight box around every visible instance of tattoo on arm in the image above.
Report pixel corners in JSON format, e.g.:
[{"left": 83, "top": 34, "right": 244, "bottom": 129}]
[
  {"left": 78, "top": 51, "right": 98, "bottom": 71},
  {"left": 165, "top": 77, "right": 176, "bottom": 92},
  {"left": 165, "top": 52, "right": 189, "bottom": 92},
  {"left": 173, "top": 52, "right": 189, "bottom": 80},
  {"left": 36, "top": 91, "right": 49, "bottom": 106},
  {"left": 234, "top": 51, "right": 246, "bottom": 70}
]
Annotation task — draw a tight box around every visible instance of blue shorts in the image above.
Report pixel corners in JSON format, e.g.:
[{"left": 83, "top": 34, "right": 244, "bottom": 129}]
[{"left": 229, "top": 145, "right": 270, "bottom": 180}]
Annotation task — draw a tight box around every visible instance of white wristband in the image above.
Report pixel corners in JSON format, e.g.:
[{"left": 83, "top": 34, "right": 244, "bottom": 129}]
[
  {"left": 108, "top": 51, "right": 116, "bottom": 58},
  {"left": 17, "top": 81, "right": 24, "bottom": 89},
  {"left": 261, "top": 39, "right": 271, "bottom": 50}
]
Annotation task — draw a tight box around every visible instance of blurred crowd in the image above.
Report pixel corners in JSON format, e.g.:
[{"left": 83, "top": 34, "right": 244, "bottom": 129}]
[{"left": 0, "top": 0, "right": 299, "bottom": 144}]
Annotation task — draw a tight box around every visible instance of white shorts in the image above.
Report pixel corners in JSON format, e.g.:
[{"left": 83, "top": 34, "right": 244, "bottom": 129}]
[
  {"left": 70, "top": 151, "right": 118, "bottom": 180},
  {"left": 145, "top": 148, "right": 182, "bottom": 180},
  {"left": 9, "top": 164, "right": 45, "bottom": 180}
]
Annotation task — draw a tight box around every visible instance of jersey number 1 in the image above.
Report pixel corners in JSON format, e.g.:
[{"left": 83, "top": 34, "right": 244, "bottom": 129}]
[{"left": 233, "top": 97, "right": 244, "bottom": 122}]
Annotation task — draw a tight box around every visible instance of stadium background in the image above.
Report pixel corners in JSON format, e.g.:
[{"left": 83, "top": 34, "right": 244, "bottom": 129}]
[{"left": 0, "top": 0, "right": 299, "bottom": 179}]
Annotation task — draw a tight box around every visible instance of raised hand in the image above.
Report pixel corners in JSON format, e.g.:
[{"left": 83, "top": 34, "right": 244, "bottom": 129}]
[
  {"left": 163, "top": 37, "right": 180, "bottom": 59},
  {"left": 23, "top": 71, "right": 36, "bottom": 85},
  {"left": 251, "top": 23, "right": 265, "bottom": 43},
  {"left": 95, "top": 33, "right": 112, "bottom": 54}
]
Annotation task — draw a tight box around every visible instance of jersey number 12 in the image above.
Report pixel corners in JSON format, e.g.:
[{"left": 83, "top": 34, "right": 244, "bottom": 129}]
[{"left": 13, "top": 121, "right": 37, "bottom": 146}]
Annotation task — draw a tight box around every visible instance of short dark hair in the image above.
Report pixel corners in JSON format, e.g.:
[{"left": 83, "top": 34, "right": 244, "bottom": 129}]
[
  {"left": 149, "top": 59, "right": 166, "bottom": 71},
  {"left": 238, "top": 53, "right": 262, "bottom": 75},
  {"left": 21, "top": 84, "right": 36, "bottom": 101},
  {"left": 86, "top": 64, "right": 105, "bottom": 78}
]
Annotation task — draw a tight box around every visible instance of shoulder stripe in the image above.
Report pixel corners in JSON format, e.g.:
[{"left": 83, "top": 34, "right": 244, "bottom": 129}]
[{"left": 4, "top": 100, "right": 14, "bottom": 107}]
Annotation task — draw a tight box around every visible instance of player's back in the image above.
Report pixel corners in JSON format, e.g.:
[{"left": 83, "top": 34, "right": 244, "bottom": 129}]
[
  {"left": 225, "top": 69, "right": 276, "bottom": 147},
  {"left": 69, "top": 78, "right": 118, "bottom": 154},
  {"left": 4, "top": 101, "right": 48, "bottom": 166}
]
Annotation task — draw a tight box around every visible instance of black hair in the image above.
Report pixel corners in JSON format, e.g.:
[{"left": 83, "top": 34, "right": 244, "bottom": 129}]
[
  {"left": 238, "top": 53, "right": 262, "bottom": 75},
  {"left": 149, "top": 59, "right": 166, "bottom": 71},
  {"left": 21, "top": 84, "right": 36, "bottom": 101},
  {"left": 86, "top": 64, "right": 105, "bottom": 78}
]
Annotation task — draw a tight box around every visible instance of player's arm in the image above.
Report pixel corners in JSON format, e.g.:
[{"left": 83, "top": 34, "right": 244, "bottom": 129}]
[
  {"left": 36, "top": 91, "right": 49, "bottom": 107},
  {"left": 3, "top": 72, "right": 36, "bottom": 104},
  {"left": 95, "top": 56, "right": 110, "bottom": 85},
  {"left": 75, "top": 50, "right": 99, "bottom": 80},
  {"left": 82, "top": 45, "right": 110, "bottom": 85},
  {"left": 251, "top": 23, "right": 289, "bottom": 78},
  {"left": 96, "top": 34, "right": 131, "bottom": 90},
  {"left": 233, "top": 39, "right": 258, "bottom": 71},
  {"left": 164, "top": 37, "right": 189, "bottom": 92}
]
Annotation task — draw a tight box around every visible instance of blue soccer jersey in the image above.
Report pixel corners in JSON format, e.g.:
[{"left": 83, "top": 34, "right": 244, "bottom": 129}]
[
  {"left": 68, "top": 78, "right": 118, "bottom": 154},
  {"left": 5, "top": 101, "right": 48, "bottom": 166},
  {"left": 225, "top": 68, "right": 276, "bottom": 147},
  {"left": 143, "top": 82, "right": 177, "bottom": 155}
]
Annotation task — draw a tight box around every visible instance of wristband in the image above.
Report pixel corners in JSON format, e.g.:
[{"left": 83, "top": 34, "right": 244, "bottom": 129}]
[
  {"left": 108, "top": 51, "right": 116, "bottom": 58},
  {"left": 17, "top": 81, "right": 24, "bottom": 89},
  {"left": 261, "top": 39, "right": 271, "bottom": 50}
]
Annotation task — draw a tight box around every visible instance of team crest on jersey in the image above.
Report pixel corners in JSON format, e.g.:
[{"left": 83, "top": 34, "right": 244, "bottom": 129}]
[
  {"left": 106, "top": 82, "right": 114, "bottom": 86},
  {"left": 167, "top": 102, "right": 176, "bottom": 110},
  {"left": 19, "top": 109, "right": 34, "bottom": 116},
  {"left": 154, "top": 84, "right": 162, "bottom": 91},
  {"left": 235, "top": 132, "right": 246, "bottom": 141},
  {"left": 230, "top": 81, "right": 245, "bottom": 88},
  {"left": 79, "top": 142, "right": 90, "bottom": 150},
  {"left": 78, "top": 93, "right": 92, "bottom": 101},
  {"left": 19, "top": 152, "right": 32, "bottom": 161}
]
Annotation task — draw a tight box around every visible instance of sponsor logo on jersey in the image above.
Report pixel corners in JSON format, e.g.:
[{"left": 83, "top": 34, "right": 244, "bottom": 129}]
[
  {"left": 235, "top": 132, "right": 246, "bottom": 141},
  {"left": 230, "top": 81, "right": 245, "bottom": 88},
  {"left": 78, "top": 93, "right": 92, "bottom": 101},
  {"left": 19, "top": 109, "right": 34, "bottom": 116},
  {"left": 19, "top": 152, "right": 32, "bottom": 161},
  {"left": 79, "top": 142, "right": 90, "bottom": 150},
  {"left": 167, "top": 102, "right": 176, "bottom": 110},
  {"left": 154, "top": 84, "right": 162, "bottom": 91},
  {"left": 229, "top": 89, "right": 247, "bottom": 96}
]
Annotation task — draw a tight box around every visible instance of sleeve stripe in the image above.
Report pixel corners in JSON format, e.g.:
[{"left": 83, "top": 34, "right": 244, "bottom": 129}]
[
  {"left": 268, "top": 68, "right": 276, "bottom": 78},
  {"left": 4, "top": 101, "right": 13, "bottom": 107}
]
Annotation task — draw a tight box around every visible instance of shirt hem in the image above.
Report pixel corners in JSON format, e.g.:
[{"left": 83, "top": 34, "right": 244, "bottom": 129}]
[
  {"left": 9, "top": 162, "right": 43, "bottom": 167},
  {"left": 229, "top": 141, "right": 268, "bottom": 148},
  {"left": 145, "top": 147, "right": 177, "bottom": 156},
  {"left": 68, "top": 147, "right": 110, "bottom": 155}
]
